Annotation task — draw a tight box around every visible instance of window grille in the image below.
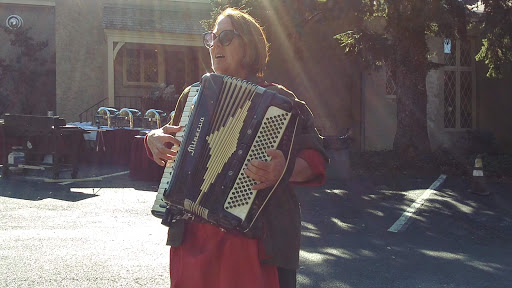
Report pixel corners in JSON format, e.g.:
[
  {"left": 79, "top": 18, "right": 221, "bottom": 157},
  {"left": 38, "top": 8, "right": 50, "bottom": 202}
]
[
  {"left": 124, "top": 48, "right": 159, "bottom": 85},
  {"left": 460, "top": 40, "right": 472, "bottom": 67},
  {"left": 385, "top": 65, "right": 397, "bottom": 97},
  {"left": 460, "top": 71, "right": 473, "bottom": 128},
  {"left": 444, "top": 71, "right": 456, "bottom": 128},
  {"left": 443, "top": 39, "right": 475, "bottom": 129}
]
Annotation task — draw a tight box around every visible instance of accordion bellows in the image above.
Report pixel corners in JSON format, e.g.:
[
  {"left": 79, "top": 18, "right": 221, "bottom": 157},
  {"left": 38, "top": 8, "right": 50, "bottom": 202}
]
[{"left": 153, "top": 73, "right": 300, "bottom": 235}]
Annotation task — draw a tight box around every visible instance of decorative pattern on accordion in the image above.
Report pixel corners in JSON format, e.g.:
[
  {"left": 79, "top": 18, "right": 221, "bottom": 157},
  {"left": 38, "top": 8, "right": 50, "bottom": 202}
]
[
  {"left": 151, "top": 84, "right": 200, "bottom": 218},
  {"left": 224, "top": 106, "right": 291, "bottom": 220},
  {"left": 198, "top": 82, "right": 258, "bottom": 201}
]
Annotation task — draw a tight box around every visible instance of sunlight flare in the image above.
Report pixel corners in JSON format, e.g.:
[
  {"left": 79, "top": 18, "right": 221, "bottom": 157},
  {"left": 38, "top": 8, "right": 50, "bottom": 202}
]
[
  {"left": 320, "top": 247, "right": 357, "bottom": 259},
  {"left": 331, "top": 217, "right": 356, "bottom": 231},
  {"left": 418, "top": 250, "right": 503, "bottom": 273},
  {"left": 299, "top": 250, "right": 336, "bottom": 263},
  {"left": 302, "top": 221, "right": 319, "bottom": 230}
]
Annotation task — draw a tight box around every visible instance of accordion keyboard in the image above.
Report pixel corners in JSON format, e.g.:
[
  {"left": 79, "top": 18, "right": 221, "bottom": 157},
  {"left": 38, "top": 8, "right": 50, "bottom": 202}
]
[{"left": 151, "top": 85, "right": 200, "bottom": 218}]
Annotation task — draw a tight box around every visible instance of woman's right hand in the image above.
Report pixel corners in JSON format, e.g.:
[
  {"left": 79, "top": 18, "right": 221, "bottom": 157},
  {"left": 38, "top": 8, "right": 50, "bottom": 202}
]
[{"left": 146, "top": 125, "right": 183, "bottom": 166}]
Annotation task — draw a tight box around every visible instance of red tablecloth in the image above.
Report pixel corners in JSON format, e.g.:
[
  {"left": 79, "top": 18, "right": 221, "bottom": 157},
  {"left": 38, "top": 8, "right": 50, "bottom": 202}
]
[
  {"left": 129, "top": 135, "right": 165, "bottom": 181},
  {"left": 91, "top": 129, "right": 142, "bottom": 165}
]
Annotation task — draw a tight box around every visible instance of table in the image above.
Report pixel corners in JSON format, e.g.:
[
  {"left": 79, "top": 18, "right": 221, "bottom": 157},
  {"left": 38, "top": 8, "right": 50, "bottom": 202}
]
[
  {"left": 129, "top": 135, "right": 165, "bottom": 181},
  {"left": 80, "top": 127, "right": 144, "bottom": 166},
  {"left": 96, "top": 129, "right": 142, "bottom": 165}
]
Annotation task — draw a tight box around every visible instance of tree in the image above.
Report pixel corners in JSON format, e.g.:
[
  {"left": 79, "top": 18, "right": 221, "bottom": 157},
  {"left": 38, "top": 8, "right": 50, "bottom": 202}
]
[
  {"left": 475, "top": 0, "right": 512, "bottom": 78},
  {"left": 203, "top": 1, "right": 512, "bottom": 158},
  {"left": 329, "top": 0, "right": 483, "bottom": 157},
  {"left": 0, "top": 27, "right": 50, "bottom": 116},
  {"left": 332, "top": 0, "right": 512, "bottom": 157}
]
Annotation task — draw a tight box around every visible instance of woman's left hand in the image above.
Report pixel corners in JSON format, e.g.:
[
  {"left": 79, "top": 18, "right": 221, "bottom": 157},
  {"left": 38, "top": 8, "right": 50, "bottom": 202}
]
[{"left": 244, "top": 149, "right": 286, "bottom": 190}]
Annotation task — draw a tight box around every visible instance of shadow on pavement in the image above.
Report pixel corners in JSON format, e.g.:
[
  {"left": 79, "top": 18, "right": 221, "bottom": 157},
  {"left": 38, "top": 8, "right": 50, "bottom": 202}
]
[
  {"left": 0, "top": 177, "right": 98, "bottom": 202},
  {"left": 0, "top": 162, "right": 161, "bottom": 202},
  {"left": 295, "top": 173, "right": 512, "bottom": 288}
]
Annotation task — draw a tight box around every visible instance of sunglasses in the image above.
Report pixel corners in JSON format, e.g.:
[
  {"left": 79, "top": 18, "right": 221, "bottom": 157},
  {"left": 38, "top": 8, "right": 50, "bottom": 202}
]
[{"left": 203, "top": 30, "right": 241, "bottom": 49}]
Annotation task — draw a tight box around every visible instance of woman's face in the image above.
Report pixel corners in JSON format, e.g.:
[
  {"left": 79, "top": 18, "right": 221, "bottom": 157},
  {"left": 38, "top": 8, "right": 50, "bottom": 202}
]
[{"left": 210, "top": 16, "right": 247, "bottom": 79}]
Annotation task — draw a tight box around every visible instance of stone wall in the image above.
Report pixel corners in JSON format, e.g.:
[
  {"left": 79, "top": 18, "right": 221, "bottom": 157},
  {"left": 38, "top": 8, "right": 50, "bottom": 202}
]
[
  {"left": 55, "top": 0, "right": 107, "bottom": 122},
  {"left": 0, "top": 3, "right": 55, "bottom": 115},
  {"left": 362, "top": 69, "right": 397, "bottom": 151},
  {"left": 476, "top": 60, "right": 512, "bottom": 153},
  {"left": 0, "top": 4, "right": 55, "bottom": 59}
]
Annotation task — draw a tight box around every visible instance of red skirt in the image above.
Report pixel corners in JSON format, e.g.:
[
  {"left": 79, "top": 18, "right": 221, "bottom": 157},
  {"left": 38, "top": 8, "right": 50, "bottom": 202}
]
[{"left": 169, "top": 222, "right": 279, "bottom": 288}]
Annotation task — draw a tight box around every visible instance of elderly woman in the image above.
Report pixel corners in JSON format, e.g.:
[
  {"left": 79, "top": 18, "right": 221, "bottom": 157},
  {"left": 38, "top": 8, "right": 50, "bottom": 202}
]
[{"left": 145, "top": 8, "right": 328, "bottom": 288}]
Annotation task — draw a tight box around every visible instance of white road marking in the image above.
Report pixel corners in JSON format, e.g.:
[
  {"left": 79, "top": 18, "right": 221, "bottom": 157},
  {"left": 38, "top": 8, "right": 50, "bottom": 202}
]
[
  {"left": 55, "top": 171, "right": 130, "bottom": 185},
  {"left": 388, "top": 174, "right": 447, "bottom": 233}
]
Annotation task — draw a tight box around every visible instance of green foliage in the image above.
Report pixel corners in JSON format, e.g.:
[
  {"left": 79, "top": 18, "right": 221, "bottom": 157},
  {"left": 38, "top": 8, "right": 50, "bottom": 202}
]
[
  {"left": 0, "top": 27, "right": 49, "bottom": 115},
  {"left": 331, "top": 1, "right": 477, "bottom": 70},
  {"left": 334, "top": 30, "right": 389, "bottom": 70},
  {"left": 475, "top": 0, "right": 512, "bottom": 78},
  {"left": 476, "top": 38, "right": 512, "bottom": 78},
  {"left": 326, "top": 0, "right": 511, "bottom": 78}
]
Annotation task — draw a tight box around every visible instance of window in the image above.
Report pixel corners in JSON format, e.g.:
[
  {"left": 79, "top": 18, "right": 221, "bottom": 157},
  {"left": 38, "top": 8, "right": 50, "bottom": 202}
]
[
  {"left": 443, "top": 39, "right": 475, "bottom": 129},
  {"left": 124, "top": 48, "right": 159, "bottom": 85}
]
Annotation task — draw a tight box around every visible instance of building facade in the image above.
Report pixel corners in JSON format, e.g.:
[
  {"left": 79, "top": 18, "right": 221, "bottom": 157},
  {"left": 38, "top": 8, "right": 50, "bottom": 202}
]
[
  {"left": 1, "top": 0, "right": 510, "bottom": 153},
  {"left": 363, "top": 36, "right": 512, "bottom": 153},
  {"left": 0, "top": 0, "right": 56, "bottom": 115}
]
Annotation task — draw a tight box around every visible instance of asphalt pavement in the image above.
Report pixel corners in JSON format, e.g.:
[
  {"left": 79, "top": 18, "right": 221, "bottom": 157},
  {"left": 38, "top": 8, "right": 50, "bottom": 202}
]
[{"left": 1, "top": 163, "right": 511, "bottom": 288}]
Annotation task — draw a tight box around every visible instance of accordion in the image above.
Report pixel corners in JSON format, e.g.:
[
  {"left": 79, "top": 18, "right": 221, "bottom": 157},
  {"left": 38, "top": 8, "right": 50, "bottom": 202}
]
[{"left": 152, "top": 73, "right": 300, "bottom": 235}]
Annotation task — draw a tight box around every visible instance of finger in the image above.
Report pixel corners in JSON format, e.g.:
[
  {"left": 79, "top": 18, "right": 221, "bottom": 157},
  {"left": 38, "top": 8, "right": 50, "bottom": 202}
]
[
  {"left": 156, "top": 149, "right": 181, "bottom": 167},
  {"left": 266, "top": 149, "right": 284, "bottom": 159},
  {"left": 155, "top": 153, "right": 178, "bottom": 167},
  {"left": 244, "top": 166, "right": 263, "bottom": 183},
  {"left": 149, "top": 141, "right": 178, "bottom": 163},
  {"left": 245, "top": 162, "right": 269, "bottom": 181},
  {"left": 153, "top": 134, "right": 181, "bottom": 149},
  {"left": 249, "top": 159, "right": 271, "bottom": 171},
  {"left": 251, "top": 181, "right": 272, "bottom": 191},
  {"left": 251, "top": 157, "right": 284, "bottom": 177},
  {"left": 154, "top": 158, "right": 166, "bottom": 167},
  {"left": 147, "top": 130, "right": 181, "bottom": 147},
  {"left": 155, "top": 144, "right": 180, "bottom": 161},
  {"left": 162, "top": 125, "right": 183, "bottom": 135}
]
